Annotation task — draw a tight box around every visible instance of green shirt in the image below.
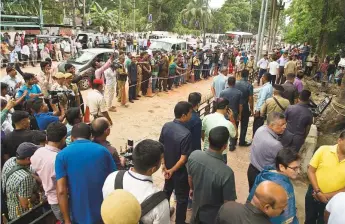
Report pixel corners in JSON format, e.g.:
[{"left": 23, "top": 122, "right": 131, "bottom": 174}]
[
  {"left": 202, "top": 112, "right": 236, "bottom": 154},
  {"left": 125, "top": 58, "right": 131, "bottom": 71},
  {"left": 169, "top": 62, "right": 177, "bottom": 76}
]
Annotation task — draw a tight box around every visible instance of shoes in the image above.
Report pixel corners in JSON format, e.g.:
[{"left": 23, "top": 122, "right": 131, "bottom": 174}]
[
  {"left": 137, "top": 95, "right": 141, "bottom": 97},
  {"left": 229, "top": 146, "right": 236, "bottom": 151},
  {"left": 170, "top": 207, "right": 175, "bottom": 217},
  {"left": 108, "top": 107, "right": 117, "bottom": 112},
  {"left": 133, "top": 98, "right": 139, "bottom": 100},
  {"left": 129, "top": 100, "right": 134, "bottom": 103},
  {"left": 239, "top": 141, "right": 252, "bottom": 147}
]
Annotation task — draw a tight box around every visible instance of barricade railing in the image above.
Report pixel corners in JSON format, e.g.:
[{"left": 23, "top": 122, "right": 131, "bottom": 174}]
[{"left": 197, "top": 94, "right": 214, "bottom": 119}]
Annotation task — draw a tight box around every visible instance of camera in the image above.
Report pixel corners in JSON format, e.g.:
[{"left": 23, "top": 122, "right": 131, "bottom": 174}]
[
  {"left": 48, "top": 90, "right": 73, "bottom": 104},
  {"left": 120, "top": 139, "right": 134, "bottom": 170}
]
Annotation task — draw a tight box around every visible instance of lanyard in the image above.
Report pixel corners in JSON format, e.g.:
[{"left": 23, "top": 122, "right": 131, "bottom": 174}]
[{"left": 128, "top": 171, "right": 153, "bottom": 183}]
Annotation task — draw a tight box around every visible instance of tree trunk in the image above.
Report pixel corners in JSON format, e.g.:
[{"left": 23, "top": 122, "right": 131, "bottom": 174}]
[
  {"left": 317, "top": 75, "right": 345, "bottom": 133},
  {"left": 316, "top": 0, "right": 329, "bottom": 58},
  {"left": 268, "top": 0, "right": 276, "bottom": 51},
  {"left": 202, "top": 21, "right": 206, "bottom": 46}
]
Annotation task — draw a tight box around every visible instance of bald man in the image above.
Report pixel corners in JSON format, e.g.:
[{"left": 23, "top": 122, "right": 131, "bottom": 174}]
[
  {"left": 215, "top": 181, "right": 288, "bottom": 224},
  {"left": 91, "top": 117, "right": 125, "bottom": 169}
]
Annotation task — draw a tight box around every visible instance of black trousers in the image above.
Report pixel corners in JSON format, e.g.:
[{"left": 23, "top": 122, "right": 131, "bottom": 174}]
[
  {"left": 253, "top": 116, "right": 265, "bottom": 137},
  {"left": 270, "top": 74, "right": 277, "bottom": 85},
  {"left": 158, "top": 77, "right": 168, "bottom": 91},
  {"left": 305, "top": 185, "right": 326, "bottom": 224},
  {"left": 141, "top": 74, "right": 150, "bottom": 95},
  {"left": 237, "top": 108, "right": 250, "bottom": 145},
  {"left": 247, "top": 163, "right": 260, "bottom": 192},
  {"left": 128, "top": 81, "right": 137, "bottom": 100},
  {"left": 167, "top": 76, "right": 174, "bottom": 90},
  {"left": 164, "top": 170, "right": 189, "bottom": 224},
  {"left": 202, "top": 64, "right": 209, "bottom": 79}
]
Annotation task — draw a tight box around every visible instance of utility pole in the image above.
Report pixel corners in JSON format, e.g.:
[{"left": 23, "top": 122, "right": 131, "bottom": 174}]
[
  {"left": 83, "top": 0, "right": 86, "bottom": 30},
  {"left": 72, "top": 0, "right": 76, "bottom": 28},
  {"left": 255, "top": 0, "right": 265, "bottom": 64},
  {"left": 259, "top": 0, "right": 269, "bottom": 59},
  {"left": 133, "top": 0, "right": 135, "bottom": 33}
]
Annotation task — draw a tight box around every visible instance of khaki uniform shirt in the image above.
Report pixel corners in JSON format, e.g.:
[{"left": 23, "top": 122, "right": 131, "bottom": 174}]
[
  {"left": 260, "top": 95, "right": 290, "bottom": 116},
  {"left": 246, "top": 60, "right": 254, "bottom": 73},
  {"left": 284, "top": 61, "right": 297, "bottom": 75}
]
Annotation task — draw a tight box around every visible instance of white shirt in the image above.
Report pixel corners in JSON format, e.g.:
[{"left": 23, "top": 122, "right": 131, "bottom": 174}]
[
  {"left": 102, "top": 170, "right": 170, "bottom": 224},
  {"left": 104, "top": 68, "right": 117, "bottom": 86},
  {"left": 32, "top": 43, "right": 38, "bottom": 52},
  {"left": 87, "top": 89, "right": 107, "bottom": 116},
  {"left": 2, "top": 113, "right": 13, "bottom": 135},
  {"left": 1, "top": 74, "right": 24, "bottom": 96},
  {"left": 64, "top": 42, "right": 71, "bottom": 53},
  {"left": 268, "top": 61, "right": 279, "bottom": 76},
  {"left": 257, "top": 58, "right": 269, "bottom": 69},
  {"left": 235, "top": 55, "right": 241, "bottom": 65},
  {"left": 326, "top": 192, "right": 345, "bottom": 224},
  {"left": 21, "top": 45, "right": 30, "bottom": 55}
]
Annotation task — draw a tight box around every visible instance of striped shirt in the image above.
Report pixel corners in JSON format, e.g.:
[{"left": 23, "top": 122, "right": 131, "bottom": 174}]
[{"left": 1, "top": 157, "right": 36, "bottom": 220}]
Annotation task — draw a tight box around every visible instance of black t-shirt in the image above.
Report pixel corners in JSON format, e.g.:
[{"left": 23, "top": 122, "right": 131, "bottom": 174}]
[{"left": 2, "top": 129, "right": 40, "bottom": 157}]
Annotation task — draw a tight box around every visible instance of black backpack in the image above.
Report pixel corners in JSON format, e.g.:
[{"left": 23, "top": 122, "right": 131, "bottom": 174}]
[{"left": 114, "top": 170, "right": 167, "bottom": 224}]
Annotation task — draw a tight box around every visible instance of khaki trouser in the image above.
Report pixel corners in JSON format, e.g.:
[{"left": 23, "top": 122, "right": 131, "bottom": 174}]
[
  {"left": 117, "top": 80, "right": 126, "bottom": 102},
  {"left": 136, "top": 74, "right": 142, "bottom": 96}
]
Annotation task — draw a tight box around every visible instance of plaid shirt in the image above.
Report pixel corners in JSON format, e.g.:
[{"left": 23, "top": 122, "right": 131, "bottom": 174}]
[{"left": 1, "top": 157, "right": 35, "bottom": 220}]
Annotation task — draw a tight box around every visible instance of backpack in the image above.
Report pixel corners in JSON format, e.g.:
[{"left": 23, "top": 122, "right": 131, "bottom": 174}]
[{"left": 114, "top": 171, "right": 167, "bottom": 224}]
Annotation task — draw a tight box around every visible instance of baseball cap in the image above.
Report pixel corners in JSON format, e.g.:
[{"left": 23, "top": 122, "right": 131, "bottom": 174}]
[
  {"left": 16, "top": 142, "right": 40, "bottom": 159},
  {"left": 101, "top": 190, "right": 141, "bottom": 224},
  {"left": 93, "top": 79, "right": 104, "bottom": 85}
]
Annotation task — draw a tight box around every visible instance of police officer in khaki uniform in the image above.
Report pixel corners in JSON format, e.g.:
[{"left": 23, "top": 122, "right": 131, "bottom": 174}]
[{"left": 116, "top": 56, "right": 127, "bottom": 103}]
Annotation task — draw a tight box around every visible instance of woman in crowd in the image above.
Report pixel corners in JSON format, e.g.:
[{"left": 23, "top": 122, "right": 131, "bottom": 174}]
[{"left": 247, "top": 148, "right": 301, "bottom": 224}]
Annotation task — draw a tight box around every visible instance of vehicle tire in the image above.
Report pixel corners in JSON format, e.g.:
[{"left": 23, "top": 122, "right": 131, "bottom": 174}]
[{"left": 79, "top": 76, "right": 91, "bottom": 90}]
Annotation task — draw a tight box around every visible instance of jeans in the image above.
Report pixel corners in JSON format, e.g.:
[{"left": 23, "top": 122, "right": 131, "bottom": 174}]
[
  {"left": 258, "top": 69, "right": 267, "bottom": 84},
  {"left": 51, "top": 204, "right": 64, "bottom": 222},
  {"left": 168, "top": 76, "right": 174, "bottom": 90},
  {"left": 152, "top": 74, "right": 158, "bottom": 91},
  {"left": 164, "top": 170, "right": 189, "bottom": 224},
  {"left": 202, "top": 64, "right": 209, "bottom": 78},
  {"left": 270, "top": 75, "right": 277, "bottom": 85},
  {"left": 174, "top": 75, "right": 180, "bottom": 86},
  {"left": 305, "top": 185, "right": 326, "bottom": 224},
  {"left": 247, "top": 163, "right": 260, "bottom": 192}
]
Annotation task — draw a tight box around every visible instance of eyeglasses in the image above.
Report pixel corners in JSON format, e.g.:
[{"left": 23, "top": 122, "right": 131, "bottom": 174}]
[{"left": 287, "top": 165, "right": 301, "bottom": 172}]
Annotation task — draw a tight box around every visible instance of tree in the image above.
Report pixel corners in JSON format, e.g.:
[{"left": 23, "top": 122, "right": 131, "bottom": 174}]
[
  {"left": 89, "top": 2, "right": 118, "bottom": 32},
  {"left": 181, "top": 0, "right": 212, "bottom": 45}
]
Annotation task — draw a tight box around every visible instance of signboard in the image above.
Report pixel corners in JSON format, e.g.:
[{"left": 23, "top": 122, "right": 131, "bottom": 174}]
[{"left": 148, "top": 14, "right": 152, "bottom": 23}]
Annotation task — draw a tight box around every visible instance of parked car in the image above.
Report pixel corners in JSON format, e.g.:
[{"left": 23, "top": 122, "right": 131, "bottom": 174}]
[
  {"left": 148, "top": 38, "right": 187, "bottom": 55},
  {"left": 77, "top": 33, "right": 111, "bottom": 49},
  {"left": 58, "top": 48, "right": 114, "bottom": 90}
]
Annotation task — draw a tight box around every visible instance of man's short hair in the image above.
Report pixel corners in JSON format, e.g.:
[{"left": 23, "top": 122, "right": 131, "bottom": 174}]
[
  {"left": 32, "top": 98, "right": 44, "bottom": 113},
  {"left": 188, "top": 92, "right": 202, "bottom": 107},
  {"left": 241, "top": 69, "right": 249, "bottom": 78},
  {"left": 174, "top": 101, "right": 192, "bottom": 119},
  {"left": 91, "top": 118, "right": 110, "bottom": 137},
  {"left": 71, "top": 123, "right": 91, "bottom": 139},
  {"left": 275, "top": 148, "right": 301, "bottom": 171},
  {"left": 227, "top": 76, "right": 236, "bottom": 86},
  {"left": 263, "top": 72, "right": 271, "bottom": 81},
  {"left": 132, "top": 139, "right": 164, "bottom": 172},
  {"left": 47, "top": 122, "right": 67, "bottom": 142},
  {"left": 66, "top": 107, "right": 81, "bottom": 125},
  {"left": 12, "top": 110, "right": 29, "bottom": 123},
  {"left": 23, "top": 73, "right": 35, "bottom": 82},
  {"left": 299, "top": 90, "right": 311, "bottom": 102},
  {"left": 1, "top": 82, "right": 8, "bottom": 91},
  {"left": 209, "top": 126, "right": 230, "bottom": 151},
  {"left": 40, "top": 61, "right": 50, "bottom": 70},
  {"left": 286, "top": 73, "right": 296, "bottom": 80},
  {"left": 64, "top": 63, "right": 74, "bottom": 72},
  {"left": 339, "top": 131, "right": 345, "bottom": 140},
  {"left": 267, "top": 112, "right": 285, "bottom": 125},
  {"left": 215, "top": 98, "right": 229, "bottom": 110},
  {"left": 33, "top": 131, "right": 47, "bottom": 144}
]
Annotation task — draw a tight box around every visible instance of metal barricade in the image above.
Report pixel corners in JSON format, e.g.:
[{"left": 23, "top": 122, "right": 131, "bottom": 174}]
[{"left": 197, "top": 95, "right": 214, "bottom": 119}]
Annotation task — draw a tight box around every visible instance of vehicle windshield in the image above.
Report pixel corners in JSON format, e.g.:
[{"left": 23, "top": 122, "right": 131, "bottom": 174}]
[
  {"left": 67, "top": 51, "right": 95, "bottom": 64},
  {"left": 149, "top": 41, "right": 172, "bottom": 52}
]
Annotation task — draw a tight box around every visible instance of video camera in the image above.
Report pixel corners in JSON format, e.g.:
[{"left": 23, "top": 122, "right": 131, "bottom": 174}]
[
  {"left": 120, "top": 139, "right": 134, "bottom": 170},
  {"left": 48, "top": 90, "right": 73, "bottom": 104}
]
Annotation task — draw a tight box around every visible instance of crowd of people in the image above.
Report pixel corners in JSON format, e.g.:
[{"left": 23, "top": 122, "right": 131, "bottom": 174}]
[{"left": 1, "top": 31, "right": 345, "bottom": 224}]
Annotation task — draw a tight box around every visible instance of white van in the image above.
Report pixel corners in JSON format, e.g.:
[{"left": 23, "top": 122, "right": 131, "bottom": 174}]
[{"left": 148, "top": 38, "right": 187, "bottom": 54}]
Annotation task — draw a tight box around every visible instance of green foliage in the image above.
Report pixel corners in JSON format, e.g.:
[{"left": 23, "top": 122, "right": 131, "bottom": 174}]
[
  {"left": 284, "top": 0, "right": 345, "bottom": 54},
  {"left": 89, "top": 2, "right": 118, "bottom": 32}
]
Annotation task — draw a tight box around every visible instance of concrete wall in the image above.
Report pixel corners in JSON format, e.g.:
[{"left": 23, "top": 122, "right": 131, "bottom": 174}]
[{"left": 299, "top": 124, "right": 318, "bottom": 176}]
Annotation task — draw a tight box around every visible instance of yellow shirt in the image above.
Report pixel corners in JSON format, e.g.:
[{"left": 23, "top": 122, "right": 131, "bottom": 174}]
[{"left": 309, "top": 144, "right": 345, "bottom": 193}]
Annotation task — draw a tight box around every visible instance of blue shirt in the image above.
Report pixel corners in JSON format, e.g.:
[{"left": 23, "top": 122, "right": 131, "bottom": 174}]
[
  {"left": 185, "top": 110, "right": 202, "bottom": 151},
  {"left": 235, "top": 79, "right": 254, "bottom": 111},
  {"left": 16, "top": 84, "right": 41, "bottom": 101},
  {"left": 247, "top": 167, "right": 298, "bottom": 224},
  {"left": 55, "top": 139, "right": 116, "bottom": 224},
  {"left": 159, "top": 120, "right": 192, "bottom": 171},
  {"left": 212, "top": 74, "right": 227, "bottom": 98},
  {"left": 255, "top": 82, "right": 273, "bottom": 111},
  {"left": 34, "top": 112, "right": 59, "bottom": 130}
]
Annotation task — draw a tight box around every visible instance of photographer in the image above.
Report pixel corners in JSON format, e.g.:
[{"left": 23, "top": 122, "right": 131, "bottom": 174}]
[
  {"left": 64, "top": 72, "right": 81, "bottom": 108},
  {"left": 32, "top": 98, "right": 65, "bottom": 130},
  {"left": 50, "top": 72, "right": 69, "bottom": 110}
]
